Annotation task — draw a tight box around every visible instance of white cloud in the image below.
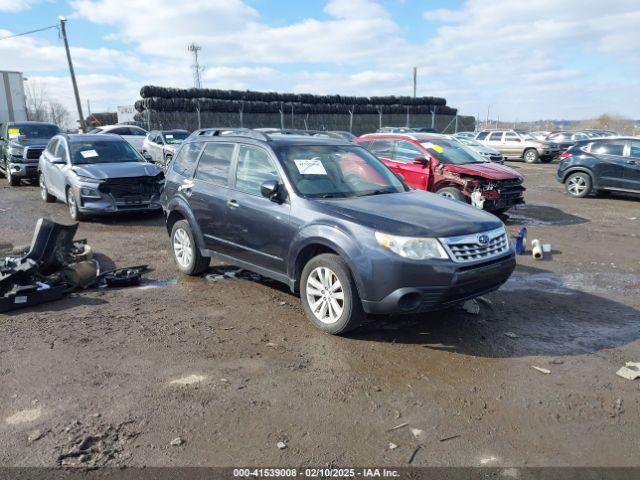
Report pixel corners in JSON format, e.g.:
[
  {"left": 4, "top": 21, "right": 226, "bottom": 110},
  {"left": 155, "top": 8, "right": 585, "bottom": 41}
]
[{"left": 0, "top": 0, "right": 40, "bottom": 12}]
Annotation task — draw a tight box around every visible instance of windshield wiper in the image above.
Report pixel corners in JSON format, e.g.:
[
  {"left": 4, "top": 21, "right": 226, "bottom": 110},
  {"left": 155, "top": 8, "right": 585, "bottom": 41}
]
[{"left": 356, "top": 188, "right": 396, "bottom": 197}]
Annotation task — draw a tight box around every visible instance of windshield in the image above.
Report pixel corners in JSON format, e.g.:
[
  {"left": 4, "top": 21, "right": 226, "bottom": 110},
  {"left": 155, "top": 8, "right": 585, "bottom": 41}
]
[
  {"left": 274, "top": 144, "right": 406, "bottom": 199},
  {"left": 69, "top": 140, "right": 144, "bottom": 165},
  {"left": 420, "top": 139, "right": 488, "bottom": 165},
  {"left": 9, "top": 124, "right": 60, "bottom": 141},
  {"left": 457, "top": 137, "right": 484, "bottom": 148},
  {"left": 162, "top": 131, "right": 189, "bottom": 144}
]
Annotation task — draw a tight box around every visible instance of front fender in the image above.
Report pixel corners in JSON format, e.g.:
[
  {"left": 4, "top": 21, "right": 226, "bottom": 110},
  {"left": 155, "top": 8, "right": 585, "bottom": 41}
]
[
  {"left": 287, "top": 223, "right": 370, "bottom": 299},
  {"left": 165, "top": 196, "right": 206, "bottom": 250}
]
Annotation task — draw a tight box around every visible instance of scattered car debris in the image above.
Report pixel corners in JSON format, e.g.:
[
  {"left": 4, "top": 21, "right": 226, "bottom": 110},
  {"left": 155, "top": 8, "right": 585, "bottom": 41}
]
[
  {"left": 27, "top": 429, "right": 45, "bottom": 443},
  {"left": 477, "top": 296, "right": 493, "bottom": 306},
  {"left": 504, "top": 332, "right": 520, "bottom": 338},
  {"left": 512, "top": 227, "right": 527, "bottom": 255},
  {"left": 205, "top": 268, "right": 244, "bottom": 282},
  {"left": 386, "top": 422, "right": 408, "bottom": 432},
  {"left": 531, "top": 239, "right": 543, "bottom": 260},
  {"left": 276, "top": 441, "right": 287, "bottom": 450},
  {"left": 439, "top": 434, "right": 461, "bottom": 442},
  {"left": 0, "top": 219, "right": 153, "bottom": 313},
  {"left": 542, "top": 243, "right": 552, "bottom": 253},
  {"left": 410, "top": 428, "right": 425, "bottom": 440},
  {"left": 531, "top": 366, "right": 551, "bottom": 374},
  {"left": 170, "top": 437, "right": 184, "bottom": 446},
  {"left": 408, "top": 445, "right": 421, "bottom": 464},
  {"left": 461, "top": 299, "right": 480, "bottom": 314},
  {"left": 388, "top": 442, "right": 398, "bottom": 450},
  {"left": 616, "top": 362, "right": 640, "bottom": 380}
]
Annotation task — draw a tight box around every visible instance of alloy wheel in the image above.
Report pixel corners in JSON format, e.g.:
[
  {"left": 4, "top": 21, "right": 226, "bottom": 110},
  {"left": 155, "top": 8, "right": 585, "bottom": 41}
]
[
  {"left": 567, "top": 176, "right": 587, "bottom": 195},
  {"left": 305, "top": 266, "right": 344, "bottom": 324},
  {"left": 525, "top": 151, "right": 536, "bottom": 162},
  {"left": 173, "top": 227, "right": 193, "bottom": 268},
  {"left": 40, "top": 175, "right": 48, "bottom": 201}
]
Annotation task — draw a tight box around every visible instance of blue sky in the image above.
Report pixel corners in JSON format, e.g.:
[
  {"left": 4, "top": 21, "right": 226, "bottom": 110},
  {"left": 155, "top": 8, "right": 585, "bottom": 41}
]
[{"left": 1, "top": 0, "right": 638, "bottom": 124}]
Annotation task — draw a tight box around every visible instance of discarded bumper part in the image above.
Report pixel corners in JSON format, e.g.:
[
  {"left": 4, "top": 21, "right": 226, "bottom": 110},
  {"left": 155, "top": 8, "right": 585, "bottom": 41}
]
[
  {"left": 0, "top": 284, "right": 67, "bottom": 313},
  {"left": 616, "top": 362, "right": 640, "bottom": 380},
  {"left": 22, "top": 218, "right": 79, "bottom": 274},
  {"left": 99, "top": 265, "right": 150, "bottom": 288}
]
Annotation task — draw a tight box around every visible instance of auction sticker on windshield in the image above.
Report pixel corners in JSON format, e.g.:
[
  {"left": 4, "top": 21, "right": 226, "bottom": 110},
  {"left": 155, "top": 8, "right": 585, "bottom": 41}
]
[
  {"left": 80, "top": 150, "right": 99, "bottom": 159},
  {"left": 294, "top": 159, "right": 327, "bottom": 175},
  {"left": 8, "top": 128, "right": 19, "bottom": 139}
]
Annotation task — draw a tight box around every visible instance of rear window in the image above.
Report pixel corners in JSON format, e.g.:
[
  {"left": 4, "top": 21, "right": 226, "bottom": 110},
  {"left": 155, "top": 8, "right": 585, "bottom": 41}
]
[
  {"left": 195, "top": 143, "right": 235, "bottom": 185},
  {"left": 591, "top": 141, "right": 626, "bottom": 157},
  {"left": 476, "top": 132, "right": 488, "bottom": 140}
]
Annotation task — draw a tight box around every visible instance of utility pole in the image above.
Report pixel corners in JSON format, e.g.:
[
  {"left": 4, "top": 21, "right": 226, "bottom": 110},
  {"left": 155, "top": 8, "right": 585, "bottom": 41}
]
[
  {"left": 188, "top": 43, "right": 203, "bottom": 88},
  {"left": 412, "top": 67, "right": 417, "bottom": 98},
  {"left": 59, "top": 17, "right": 86, "bottom": 132}
]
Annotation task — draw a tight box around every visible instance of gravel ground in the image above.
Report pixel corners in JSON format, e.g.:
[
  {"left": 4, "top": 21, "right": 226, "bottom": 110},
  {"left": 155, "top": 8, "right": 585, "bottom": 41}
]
[{"left": 1, "top": 162, "right": 639, "bottom": 468}]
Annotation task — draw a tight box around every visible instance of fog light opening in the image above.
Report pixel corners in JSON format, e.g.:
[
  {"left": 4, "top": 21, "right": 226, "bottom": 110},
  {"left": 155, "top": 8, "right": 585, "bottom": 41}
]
[{"left": 398, "top": 292, "right": 421, "bottom": 312}]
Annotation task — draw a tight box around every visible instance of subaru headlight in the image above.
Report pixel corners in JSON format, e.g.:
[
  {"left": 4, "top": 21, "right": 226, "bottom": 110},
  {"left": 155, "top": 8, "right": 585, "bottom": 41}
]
[{"left": 375, "top": 232, "right": 449, "bottom": 260}]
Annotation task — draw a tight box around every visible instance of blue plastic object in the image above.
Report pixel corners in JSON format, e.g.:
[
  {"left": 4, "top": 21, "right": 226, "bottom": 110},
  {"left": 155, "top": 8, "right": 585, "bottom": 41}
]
[{"left": 514, "top": 227, "right": 527, "bottom": 255}]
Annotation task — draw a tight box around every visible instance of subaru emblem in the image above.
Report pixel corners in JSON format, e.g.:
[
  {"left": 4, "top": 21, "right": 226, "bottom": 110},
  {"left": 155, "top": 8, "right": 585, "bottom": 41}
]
[{"left": 478, "top": 234, "right": 490, "bottom": 245}]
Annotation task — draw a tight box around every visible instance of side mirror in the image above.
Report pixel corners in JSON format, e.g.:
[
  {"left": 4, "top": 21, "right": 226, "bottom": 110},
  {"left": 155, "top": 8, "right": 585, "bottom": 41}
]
[
  {"left": 260, "top": 180, "right": 281, "bottom": 202},
  {"left": 412, "top": 156, "right": 429, "bottom": 166},
  {"left": 51, "top": 156, "right": 66, "bottom": 165},
  {"left": 142, "top": 152, "right": 153, "bottom": 162}
]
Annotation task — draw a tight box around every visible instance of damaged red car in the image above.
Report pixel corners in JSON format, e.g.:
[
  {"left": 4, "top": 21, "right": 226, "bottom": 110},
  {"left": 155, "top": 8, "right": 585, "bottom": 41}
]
[{"left": 355, "top": 133, "right": 525, "bottom": 213}]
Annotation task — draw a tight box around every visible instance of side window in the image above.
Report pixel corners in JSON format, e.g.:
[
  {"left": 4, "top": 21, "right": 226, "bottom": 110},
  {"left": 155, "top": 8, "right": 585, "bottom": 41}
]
[
  {"left": 235, "top": 145, "right": 278, "bottom": 196},
  {"left": 195, "top": 143, "right": 235, "bottom": 185},
  {"left": 47, "top": 138, "right": 59, "bottom": 155},
  {"left": 488, "top": 132, "right": 504, "bottom": 142},
  {"left": 394, "top": 141, "right": 424, "bottom": 163},
  {"left": 476, "top": 132, "right": 488, "bottom": 140},
  {"left": 172, "top": 142, "right": 203, "bottom": 177},
  {"left": 629, "top": 141, "right": 640, "bottom": 159},
  {"left": 108, "top": 127, "right": 126, "bottom": 135},
  {"left": 504, "top": 132, "right": 519, "bottom": 142},
  {"left": 358, "top": 140, "right": 372, "bottom": 150},
  {"left": 55, "top": 141, "right": 68, "bottom": 161},
  {"left": 369, "top": 140, "right": 394, "bottom": 158},
  {"left": 591, "top": 141, "right": 626, "bottom": 156}
]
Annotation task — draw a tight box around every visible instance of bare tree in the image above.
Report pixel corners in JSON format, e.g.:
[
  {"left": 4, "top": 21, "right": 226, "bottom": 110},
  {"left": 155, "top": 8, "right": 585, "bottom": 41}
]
[{"left": 25, "top": 81, "right": 71, "bottom": 129}]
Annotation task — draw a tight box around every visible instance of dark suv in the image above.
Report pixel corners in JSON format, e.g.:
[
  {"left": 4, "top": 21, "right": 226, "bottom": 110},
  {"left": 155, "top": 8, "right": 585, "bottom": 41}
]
[
  {"left": 161, "top": 129, "right": 516, "bottom": 334},
  {"left": 0, "top": 121, "right": 60, "bottom": 185}
]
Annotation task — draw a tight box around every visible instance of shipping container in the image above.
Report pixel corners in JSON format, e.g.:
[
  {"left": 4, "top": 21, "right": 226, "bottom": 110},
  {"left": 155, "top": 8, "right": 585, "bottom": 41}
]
[{"left": 0, "top": 70, "right": 28, "bottom": 124}]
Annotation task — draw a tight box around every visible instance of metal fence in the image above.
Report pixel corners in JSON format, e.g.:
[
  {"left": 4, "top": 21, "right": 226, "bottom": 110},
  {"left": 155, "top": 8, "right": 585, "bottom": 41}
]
[{"left": 135, "top": 110, "right": 476, "bottom": 135}]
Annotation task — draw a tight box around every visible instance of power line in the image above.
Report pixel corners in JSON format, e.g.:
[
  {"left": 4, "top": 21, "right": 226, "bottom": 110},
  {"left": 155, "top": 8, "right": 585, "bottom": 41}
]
[{"left": 0, "top": 24, "right": 59, "bottom": 42}]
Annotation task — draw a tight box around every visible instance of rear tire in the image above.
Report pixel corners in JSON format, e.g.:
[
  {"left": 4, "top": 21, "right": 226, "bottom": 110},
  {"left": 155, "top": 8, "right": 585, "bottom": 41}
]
[
  {"left": 300, "top": 253, "right": 365, "bottom": 335},
  {"left": 565, "top": 172, "right": 592, "bottom": 198},
  {"left": 436, "top": 186, "right": 466, "bottom": 202},
  {"left": 523, "top": 149, "right": 539, "bottom": 163},
  {"left": 171, "top": 219, "right": 210, "bottom": 275}
]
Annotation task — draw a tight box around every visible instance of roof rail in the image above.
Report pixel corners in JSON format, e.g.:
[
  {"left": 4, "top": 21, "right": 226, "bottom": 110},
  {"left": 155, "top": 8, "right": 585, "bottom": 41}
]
[{"left": 197, "top": 128, "right": 271, "bottom": 141}]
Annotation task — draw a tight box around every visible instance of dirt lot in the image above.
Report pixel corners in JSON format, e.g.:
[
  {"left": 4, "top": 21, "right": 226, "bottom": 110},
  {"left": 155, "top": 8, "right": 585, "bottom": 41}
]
[{"left": 1, "top": 162, "right": 639, "bottom": 468}]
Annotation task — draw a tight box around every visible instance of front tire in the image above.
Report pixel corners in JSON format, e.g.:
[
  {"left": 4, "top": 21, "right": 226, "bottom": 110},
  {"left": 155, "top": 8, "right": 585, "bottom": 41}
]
[
  {"left": 565, "top": 172, "right": 592, "bottom": 198},
  {"left": 40, "top": 173, "right": 56, "bottom": 203},
  {"left": 7, "top": 167, "right": 19, "bottom": 186},
  {"left": 523, "top": 149, "right": 539, "bottom": 163},
  {"left": 67, "top": 188, "right": 85, "bottom": 221},
  {"left": 436, "top": 186, "right": 466, "bottom": 202},
  {"left": 300, "top": 253, "right": 365, "bottom": 335},
  {"left": 171, "top": 219, "right": 210, "bottom": 275}
]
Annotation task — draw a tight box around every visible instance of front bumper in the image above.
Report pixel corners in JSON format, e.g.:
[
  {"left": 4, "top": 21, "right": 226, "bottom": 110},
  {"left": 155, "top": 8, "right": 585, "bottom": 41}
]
[
  {"left": 8, "top": 161, "right": 39, "bottom": 179},
  {"left": 77, "top": 194, "right": 163, "bottom": 215},
  {"left": 360, "top": 253, "right": 516, "bottom": 314}
]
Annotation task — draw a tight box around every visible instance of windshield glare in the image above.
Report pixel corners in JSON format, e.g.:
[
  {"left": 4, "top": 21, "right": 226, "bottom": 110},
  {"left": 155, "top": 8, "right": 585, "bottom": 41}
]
[
  {"left": 163, "top": 131, "right": 189, "bottom": 144},
  {"left": 275, "top": 145, "right": 405, "bottom": 198},
  {"left": 70, "top": 141, "right": 144, "bottom": 165},
  {"left": 457, "top": 137, "right": 483, "bottom": 148},
  {"left": 10, "top": 124, "right": 60, "bottom": 140},
  {"left": 421, "top": 140, "right": 488, "bottom": 165}
]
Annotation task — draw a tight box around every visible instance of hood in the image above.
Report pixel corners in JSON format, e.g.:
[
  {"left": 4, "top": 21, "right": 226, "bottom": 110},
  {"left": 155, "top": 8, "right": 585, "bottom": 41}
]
[
  {"left": 316, "top": 190, "right": 503, "bottom": 238},
  {"left": 9, "top": 139, "right": 50, "bottom": 149},
  {"left": 71, "top": 162, "right": 161, "bottom": 180},
  {"left": 443, "top": 162, "right": 522, "bottom": 181}
]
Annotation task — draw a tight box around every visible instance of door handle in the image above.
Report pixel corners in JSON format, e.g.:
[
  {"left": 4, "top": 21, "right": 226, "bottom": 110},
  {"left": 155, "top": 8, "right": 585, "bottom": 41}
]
[{"left": 227, "top": 199, "right": 240, "bottom": 209}]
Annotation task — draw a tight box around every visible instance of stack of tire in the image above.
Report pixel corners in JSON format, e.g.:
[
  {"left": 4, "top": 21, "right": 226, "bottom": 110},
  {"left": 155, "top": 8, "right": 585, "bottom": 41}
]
[{"left": 134, "top": 86, "right": 464, "bottom": 133}]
